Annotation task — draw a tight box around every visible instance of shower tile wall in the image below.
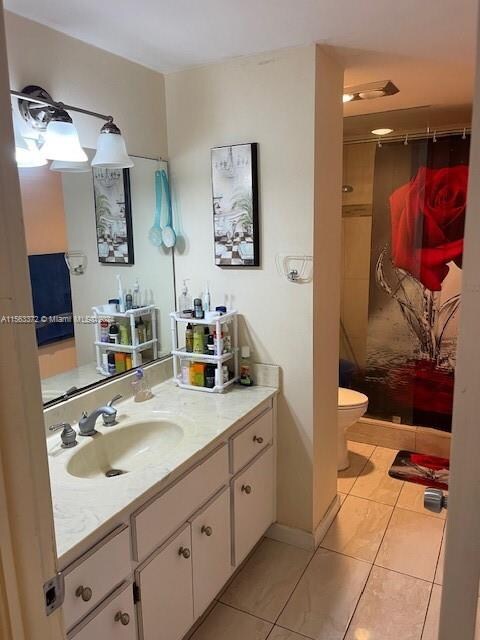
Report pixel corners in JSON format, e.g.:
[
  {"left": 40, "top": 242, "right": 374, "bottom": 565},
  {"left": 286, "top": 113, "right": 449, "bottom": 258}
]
[{"left": 341, "top": 142, "right": 376, "bottom": 368}]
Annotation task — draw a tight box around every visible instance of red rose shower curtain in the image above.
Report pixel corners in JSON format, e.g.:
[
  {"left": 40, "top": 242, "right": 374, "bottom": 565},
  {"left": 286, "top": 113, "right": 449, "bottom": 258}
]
[{"left": 362, "top": 134, "right": 470, "bottom": 431}]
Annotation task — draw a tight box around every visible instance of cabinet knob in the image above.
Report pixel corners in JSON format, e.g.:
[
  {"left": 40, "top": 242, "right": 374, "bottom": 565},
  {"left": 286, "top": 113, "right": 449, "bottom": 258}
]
[
  {"left": 253, "top": 435, "right": 264, "bottom": 444},
  {"left": 201, "top": 525, "right": 213, "bottom": 537},
  {"left": 75, "top": 585, "right": 92, "bottom": 602},
  {"left": 241, "top": 484, "right": 252, "bottom": 494},
  {"left": 178, "top": 546, "right": 191, "bottom": 559},
  {"left": 114, "top": 611, "right": 130, "bottom": 626}
]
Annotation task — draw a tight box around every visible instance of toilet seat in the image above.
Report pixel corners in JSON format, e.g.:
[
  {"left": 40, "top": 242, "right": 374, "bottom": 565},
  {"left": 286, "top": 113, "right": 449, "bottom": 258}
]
[{"left": 338, "top": 387, "right": 368, "bottom": 410}]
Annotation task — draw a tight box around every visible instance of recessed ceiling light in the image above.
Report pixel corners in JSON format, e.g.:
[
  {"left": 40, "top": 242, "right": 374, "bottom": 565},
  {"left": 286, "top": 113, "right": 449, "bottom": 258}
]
[
  {"left": 343, "top": 93, "right": 355, "bottom": 103},
  {"left": 372, "top": 128, "right": 394, "bottom": 136}
]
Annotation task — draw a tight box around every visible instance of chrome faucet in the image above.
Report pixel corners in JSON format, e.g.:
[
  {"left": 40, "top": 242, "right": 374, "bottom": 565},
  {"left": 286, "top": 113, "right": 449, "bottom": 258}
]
[
  {"left": 78, "top": 406, "right": 116, "bottom": 436},
  {"left": 49, "top": 422, "right": 77, "bottom": 448}
]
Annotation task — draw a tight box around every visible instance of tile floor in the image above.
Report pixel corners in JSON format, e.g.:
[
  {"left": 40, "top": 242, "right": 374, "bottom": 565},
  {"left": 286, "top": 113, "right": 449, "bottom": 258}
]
[{"left": 189, "top": 441, "right": 479, "bottom": 640}]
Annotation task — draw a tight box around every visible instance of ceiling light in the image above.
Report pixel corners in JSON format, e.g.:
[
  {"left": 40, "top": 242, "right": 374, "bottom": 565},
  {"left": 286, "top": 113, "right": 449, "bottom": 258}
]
[
  {"left": 342, "top": 80, "right": 399, "bottom": 103},
  {"left": 372, "top": 128, "right": 394, "bottom": 136},
  {"left": 91, "top": 120, "right": 134, "bottom": 169},
  {"left": 50, "top": 160, "right": 91, "bottom": 173},
  {"left": 41, "top": 110, "right": 88, "bottom": 162}
]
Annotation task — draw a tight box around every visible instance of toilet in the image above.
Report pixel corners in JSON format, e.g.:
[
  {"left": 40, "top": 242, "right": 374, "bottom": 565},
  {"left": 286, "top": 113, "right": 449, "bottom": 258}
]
[{"left": 337, "top": 388, "right": 369, "bottom": 471}]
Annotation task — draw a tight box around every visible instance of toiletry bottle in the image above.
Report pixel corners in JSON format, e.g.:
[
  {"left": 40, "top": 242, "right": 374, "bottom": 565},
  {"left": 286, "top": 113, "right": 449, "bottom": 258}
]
[
  {"left": 125, "top": 354, "right": 132, "bottom": 370},
  {"left": 117, "top": 274, "right": 125, "bottom": 312},
  {"left": 203, "top": 282, "right": 211, "bottom": 312},
  {"left": 205, "top": 364, "right": 216, "bottom": 388},
  {"left": 102, "top": 352, "right": 109, "bottom": 372},
  {"left": 119, "top": 323, "right": 129, "bottom": 345},
  {"left": 240, "top": 346, "right": 253, "bottom": 386},
  {"left": 180, "top": 359, "right": 190, "bottom": 385},
  {"left": 179, "top": 279, "right": 192, "bottom": 315},
  {"left": 194, "top": 298, "right": 204, "bottom": 319},
  {"left": 214, "top": 328, "right": 224, "bottom": 356},
  {"left": 107, "top": 352, "right": 116, "bottom": 375},
  {"left": 223, "top": 323, "right": 231, "bottom": 353},
  {"left": 207, "top": 333, "right": 215, "bottom": 355},
  {"left": 137, "top": 317, "right": 146, "bottom": 343},
  {"left": 193, "top": 325, "right": 204, "bottom": 353},
  {"left": 203, "top": 326, "right": 210, "bottom": 354},
  {"left": 132, "top": 368, "right": 153, "bottom": 402},
  {"left": 125, "top": 291, "right": 133, "bottom": 311},
  {"left": 115, "top": 352, "right": 126, "bottom": 373},
  {"left": 133, "top": 279, "right": 141, "bottom": 308},
  {"left": 100, "top": 319, "right": 110, "bottom": 342},
  {"left": 191, "top": 362, "right": 206, "bottom": 386},
  {"left": 109, "top": 322, "right": 120, "bottom": 344},
  {"left": 185, "top": 323, "right": 194, "bottom": 352}
]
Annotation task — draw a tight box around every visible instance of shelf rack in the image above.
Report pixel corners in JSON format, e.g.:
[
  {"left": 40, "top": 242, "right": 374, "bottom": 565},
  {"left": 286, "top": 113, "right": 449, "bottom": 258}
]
[
  {"left": 92, "top": 305, "right": 158, "bottom": 376},
  {"left": 170, "top": 310, "right": 239, "bottom": 393}
]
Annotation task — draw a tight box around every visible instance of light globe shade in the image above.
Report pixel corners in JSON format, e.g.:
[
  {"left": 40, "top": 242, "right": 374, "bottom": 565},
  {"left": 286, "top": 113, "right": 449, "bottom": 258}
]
[
  {"left": 12, "top": 103, "right": 47, "bottom": 168},
  {"left": 16, "top": 137, "right": 47, "bottom": 168},
  {"left": 91, "top": 121, "right": 134, "bottom": 169},
  {"left": 41, "top": 116, "right": 88, "bottom": 162},
  {"left": 50, "top": 159, "right": 91, "bottom": 173}
]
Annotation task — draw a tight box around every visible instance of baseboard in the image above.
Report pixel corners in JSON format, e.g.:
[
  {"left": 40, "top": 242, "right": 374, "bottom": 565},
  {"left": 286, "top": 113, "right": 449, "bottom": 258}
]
[
  {"left": 348, "top": 417, "right": 451, "bottom": 458},
  {"left": 266, "top": 494, "right": 341, "bottom": 551}
]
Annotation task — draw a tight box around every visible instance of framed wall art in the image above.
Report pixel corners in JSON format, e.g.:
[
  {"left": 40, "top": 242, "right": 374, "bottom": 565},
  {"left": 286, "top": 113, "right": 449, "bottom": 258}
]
[
  {"left": 93, "top": 167, "right": 134, "bottom": 264},
  {"left": 211, "top": 142, "right": 259, "bottom": 267}
]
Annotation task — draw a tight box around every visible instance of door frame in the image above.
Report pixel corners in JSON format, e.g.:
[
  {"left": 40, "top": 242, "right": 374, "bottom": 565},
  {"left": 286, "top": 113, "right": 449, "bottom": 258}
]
[
  {"left": 0, "top": 3, "right": 64, "bottom": 638},
  {"left": 439, "top": 3, "right": 480, "bottom": 637}
]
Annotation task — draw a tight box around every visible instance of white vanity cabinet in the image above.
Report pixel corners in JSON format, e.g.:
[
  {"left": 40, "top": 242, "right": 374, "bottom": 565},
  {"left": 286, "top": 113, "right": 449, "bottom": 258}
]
[
  {"left": 61, "top": 398, "right": 276, "bottom": 640},
  {"left": 136, "top": 524, "right": 194, "bottom": 640},
  {"left": 233, "top": 445, "right": 275, "bottom": 565},
  {"left": 190, "top": 488, "right": 232, "bottom": 618}
]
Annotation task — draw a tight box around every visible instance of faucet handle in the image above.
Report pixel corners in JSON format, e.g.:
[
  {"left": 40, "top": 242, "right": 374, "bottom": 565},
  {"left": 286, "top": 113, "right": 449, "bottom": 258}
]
[
  {"left": 103, "top": 395, "right": 122, "bottom": 426},
  {"left": 49, "top": 422, "right": 77, "bottom": 449},
  {"left": 107, "top": 394, "right": 123, "bottom": 407}
]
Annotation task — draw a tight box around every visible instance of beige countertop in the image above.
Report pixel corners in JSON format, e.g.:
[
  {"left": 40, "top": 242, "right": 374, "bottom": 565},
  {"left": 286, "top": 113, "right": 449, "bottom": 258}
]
[{"left": 47, "top": 378, "right": 277, "bottom": 567}]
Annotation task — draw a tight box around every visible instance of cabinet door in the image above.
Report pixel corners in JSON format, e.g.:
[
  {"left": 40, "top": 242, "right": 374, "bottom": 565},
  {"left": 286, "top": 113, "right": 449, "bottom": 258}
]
[
  {"left": 190, "top": 488, "right": 232, "bottom": 618},
  {"left": 137, "top": 524, "right": 194, "bottom": 640},
  {"left": 233, "top": 446, "right": 274, "bottom": 565},
  {"left": 69, "top": 583, "right": 135, "bottom": 640}
]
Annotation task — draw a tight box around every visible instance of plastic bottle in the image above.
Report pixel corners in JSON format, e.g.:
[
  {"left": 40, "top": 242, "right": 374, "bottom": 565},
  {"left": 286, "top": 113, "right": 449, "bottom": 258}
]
[
  {"left": 185, "top": 323, "right": 194, "bottom": 352},
  {"left": 100, "top": 319, "right": 110, "bottom": 342},
  {"left": 132, "top": 368, "right": 153, "bottom": 402},
  {"left": 136, "top": 317, "right": 146, "bottom": 344},
  {"left": 125, "top": 291, "right": 133, "bottom": 311},
  {"left": 193, "top": 325, "right": 204, "bottom": 353},
  {"left": 178, "top": 279, "right": 192, "bottom": 315},
  {"left": 223, "top": 323, "right": 231, "bottom": 353},
  {"left": 133, "top": 279, "right": 141, "bottom": 308},
  {"left": 109, "top": 323, "right": 120, "bottom": 344},
  {"left": 203, "top": 281, "right": 211, "bottom": 312},
  {"left": 240, "top": 346, "right": 253, "bottom": 386},
  {"left": 180, "top": 359, "right": 191, "bottom": 384}
]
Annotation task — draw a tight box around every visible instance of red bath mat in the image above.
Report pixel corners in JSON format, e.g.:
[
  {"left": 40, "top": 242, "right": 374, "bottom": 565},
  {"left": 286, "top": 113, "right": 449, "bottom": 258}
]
[{"left": 388, "top": 450, "right": 449, "bottom": 490}]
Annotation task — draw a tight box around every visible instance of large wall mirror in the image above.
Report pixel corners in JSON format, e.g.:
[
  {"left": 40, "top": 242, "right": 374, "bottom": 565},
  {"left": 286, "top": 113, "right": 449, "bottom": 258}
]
[{"left": 19, "top": 150, "right": 176, "bottom": 405}]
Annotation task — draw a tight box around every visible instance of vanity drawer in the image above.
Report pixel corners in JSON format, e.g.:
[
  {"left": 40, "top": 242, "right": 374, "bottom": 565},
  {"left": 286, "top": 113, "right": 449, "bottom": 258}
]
[
  {"left": 63, "top": 525, "right": 131, "bottom": 631},
  {"left": 133, "top": 444, "right": 229, "bottom": 562},
  {"left": 68, "top": 582, "right": 135, "bottom": 640},
  {"left": 231, "top": 408, "right": 273, "bottom": 474}
]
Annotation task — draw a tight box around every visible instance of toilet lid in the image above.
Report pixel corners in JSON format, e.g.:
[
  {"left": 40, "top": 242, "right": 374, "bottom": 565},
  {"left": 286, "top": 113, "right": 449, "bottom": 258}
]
[{"left": 338, "top": 387, "right": 369, "bottom": 409}]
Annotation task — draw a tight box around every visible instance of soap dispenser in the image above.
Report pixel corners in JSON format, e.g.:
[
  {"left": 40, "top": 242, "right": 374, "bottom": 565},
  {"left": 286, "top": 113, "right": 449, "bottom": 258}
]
[{"left": 178, "top": 279, "right": 192, "bottom": 316}]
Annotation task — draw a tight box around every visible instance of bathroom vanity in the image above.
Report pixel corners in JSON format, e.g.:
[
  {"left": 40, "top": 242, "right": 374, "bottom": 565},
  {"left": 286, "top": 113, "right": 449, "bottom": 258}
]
[{"left": 45, "top": 374, "right": 277, "bottom": 640}]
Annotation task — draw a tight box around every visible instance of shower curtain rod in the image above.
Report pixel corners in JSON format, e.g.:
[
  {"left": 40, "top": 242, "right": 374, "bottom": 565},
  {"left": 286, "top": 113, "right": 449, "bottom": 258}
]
[{"left": 344, "top": 125, "right": 471, "bottom": 145}]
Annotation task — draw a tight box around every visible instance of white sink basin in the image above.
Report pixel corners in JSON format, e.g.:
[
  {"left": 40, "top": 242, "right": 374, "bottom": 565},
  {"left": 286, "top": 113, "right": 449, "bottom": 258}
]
[{"left": 66, "top": 420, "right": 184, "bottom": 480}]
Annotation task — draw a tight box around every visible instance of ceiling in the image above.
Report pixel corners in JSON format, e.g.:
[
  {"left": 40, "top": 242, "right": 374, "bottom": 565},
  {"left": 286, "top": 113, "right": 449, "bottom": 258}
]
[{"left": 5, "top": 0, "right": 478, "bottom": 116}]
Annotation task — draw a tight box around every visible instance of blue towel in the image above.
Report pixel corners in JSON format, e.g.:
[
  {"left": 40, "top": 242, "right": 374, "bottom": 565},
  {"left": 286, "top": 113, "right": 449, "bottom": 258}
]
[{"left": 28, "top": 253, "right": 74, "bottom": 346}]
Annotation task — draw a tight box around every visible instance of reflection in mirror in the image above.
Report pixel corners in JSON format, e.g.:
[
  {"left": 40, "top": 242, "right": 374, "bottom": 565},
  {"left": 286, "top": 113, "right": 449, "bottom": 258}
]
[{"left": 19, "top": 150, "right": 175, "bottom": 405}]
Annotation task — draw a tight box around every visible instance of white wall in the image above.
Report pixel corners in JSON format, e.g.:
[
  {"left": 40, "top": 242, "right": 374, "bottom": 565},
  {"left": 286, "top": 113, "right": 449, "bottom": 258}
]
[{"left": 166, "top": 45, "right": 343, "bottom": 532}]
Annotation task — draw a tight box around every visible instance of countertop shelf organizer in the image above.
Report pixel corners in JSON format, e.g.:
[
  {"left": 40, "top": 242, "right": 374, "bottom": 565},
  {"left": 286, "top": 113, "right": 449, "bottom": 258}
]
[
  {"left": 92, "top": 304, "right": 158, "bottom": 375},
  {"left": 170, "top": 310, "right": 239, "bottom": 393}
]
